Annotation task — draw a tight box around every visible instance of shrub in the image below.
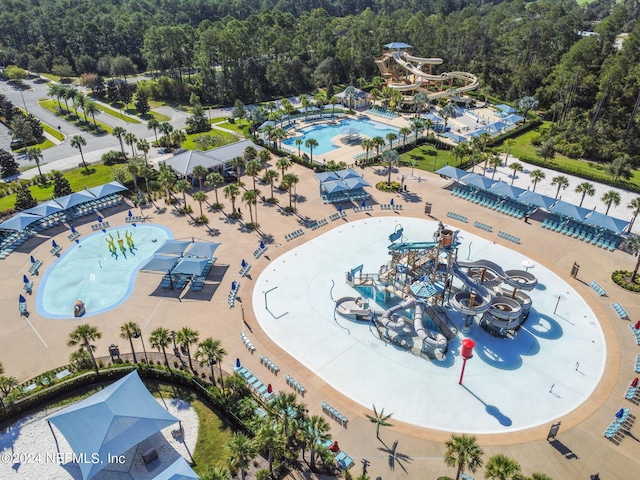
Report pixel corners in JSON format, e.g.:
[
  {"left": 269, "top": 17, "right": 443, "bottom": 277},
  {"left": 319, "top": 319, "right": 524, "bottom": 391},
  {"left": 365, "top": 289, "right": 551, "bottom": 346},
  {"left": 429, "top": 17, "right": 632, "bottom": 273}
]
[
  {"left": 195, "top": 215, "right": 209, "bottom": 224},
  {"left": 102, "top": 150, "right": 126, "bottom": 166},
  {"left": 376, "top": 181, "right": 401, "bottom": 192},
  {"left": 611, "top": 270, "right": 640, "bottom": 293}
]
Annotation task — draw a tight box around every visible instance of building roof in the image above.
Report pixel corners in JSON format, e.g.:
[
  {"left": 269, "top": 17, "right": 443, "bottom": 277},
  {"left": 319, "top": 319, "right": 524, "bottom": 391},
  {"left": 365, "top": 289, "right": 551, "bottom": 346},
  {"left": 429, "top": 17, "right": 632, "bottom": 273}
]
[{"left": 165, "top": 140, "right": 264, "bottom": 177}]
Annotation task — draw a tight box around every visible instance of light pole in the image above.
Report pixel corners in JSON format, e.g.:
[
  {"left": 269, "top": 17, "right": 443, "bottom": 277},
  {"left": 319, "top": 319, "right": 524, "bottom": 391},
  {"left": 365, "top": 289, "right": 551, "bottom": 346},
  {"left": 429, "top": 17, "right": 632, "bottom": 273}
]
[
  {"left": 458, "top": 338, "right": 475, "bottom": 385},
  {"left": 19, "top": 90, "right": 28, "bottom": 113}
]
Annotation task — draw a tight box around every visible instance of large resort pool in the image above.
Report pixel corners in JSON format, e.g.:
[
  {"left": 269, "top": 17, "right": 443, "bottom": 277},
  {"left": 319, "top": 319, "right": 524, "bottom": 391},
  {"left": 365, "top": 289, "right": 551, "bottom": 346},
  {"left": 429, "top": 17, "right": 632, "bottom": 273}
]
[
  {"left": 36, "top": 225, "right": 171, "bottom": 319},
  {"left": 283, "top": 118, "right": 400, "bottom": 156}
]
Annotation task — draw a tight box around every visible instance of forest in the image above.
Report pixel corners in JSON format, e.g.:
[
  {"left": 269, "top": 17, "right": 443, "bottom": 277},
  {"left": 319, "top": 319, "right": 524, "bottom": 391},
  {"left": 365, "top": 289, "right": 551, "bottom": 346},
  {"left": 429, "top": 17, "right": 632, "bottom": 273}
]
[{"left": 1, "top": 0, "right": 640, "bottom": 165}]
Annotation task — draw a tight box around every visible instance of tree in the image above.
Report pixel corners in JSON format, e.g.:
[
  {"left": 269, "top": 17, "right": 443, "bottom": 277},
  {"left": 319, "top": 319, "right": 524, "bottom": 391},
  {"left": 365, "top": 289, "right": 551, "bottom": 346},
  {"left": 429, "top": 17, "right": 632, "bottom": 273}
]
[
  {"left": 606, "top": 155, "right": 632, "bottom": 182},
  {"left": 0, "top": 375, "right": 18, "bottom": 411},
  {"left": 440, "top": 103, "right": 457, "bottom": 132},
  {"left": 399, "top": 127, "right": 411, "bottom": 147},
  {"left": 414, "top": 91, "right": 429, "bottom": 116},
  {"left": 226, "top": 433, "right": 255, "bottom": 480},
  {"left": 622, "top": 234, "right": 640, "bottom": 283},
  {"left": 232, "top": 99, "right": 246, "bottom": 121},
  {"left": 120, "top": 321, "right": 141, "bottom": 363},
  {"left": 11, "top": 115, "right": 35, "bottom": 145},
  {"left": 191, "top": 165, "right": 209, "bottom": 190},
  {"left": 410, "top": 118, "right": 424, "bottom": 144},
  {"left": 196, "top": 337, "right": 225, "bottom": 387},
  {"left": 503, "top": 138, "right": 516, "bottom": 165},
  {"left": 200, "top": 466, "right": 231, "bottom": 480},
  {"left": 158, "top": 162, "right": 176, "bottom": 200},
  {"left": 575, "top": 182, "right": 595, "bottom": 207},
  {"left": 529, "top": 169, "right": 546, "bottom": 192},
  {"left": 224, "top": 183, "right": 240, "bottom": 213},
  {"left": 137, "top": 139, "right": 150, "bottom": 163},
  {"left": 112, "top": 127, "right": 127, "bottom": 158},
  {"left": 47, "top": 83, "right": 65, "bottom": 110},
  {"left": 509, "top": 162, "right": 523, "bottom": 186},
  {"left": 537, "top": 140, "right": 555, "bottom": 163},
  {"left": 170, "top": 130, "right": 186, "bottom": 149},
  {"left": 134, "top": 90, "right": 150, "bottom": 115},
  {"left": 26, "top": 146, "right": 45, "bottom": 183},
  {"left": 254, "top": 421, "right": 285, "bottom": 476},
  {"left": 601, "top": 190, "right": 621, "bottom": 215},
  {"left": 124, "top": 132, "right": 137, "bottom": 156},
  {"left": 242, "top": 189, "right": 259, "bottom": 225},
  {"left": 281, "top": 173, "right": 298, "bottom": 209},
  {"left": 304, "top": 138, "right": 319, "bottom": 163},
  {"left": 551, "top": 175, "right": 569, "bottom": 199},
  {"left": 230, "top": 156, "right": 246, "bottom": 182},
  {"left": 365, "top": 404, "right": 393, "bottom": 440},
  {"left": 371, "top": 136, "right": 385, "bottom": 159},
  {"left": 518, "top": 96, "right": 538, "bottom": 124},
  {"left": 67, "top": 324, "right": 102, "bottom": 375},
  {"left": 489, "top": 156, "right": 502, "bottom": 179},
  {"left": 206, "top": 172, "right": 225, "bottom": 206},
  {"left": 149, "top": 327, "right": 172, "bottom": 367},
  {"left": 176, "top": 327, "right": 199, "bottom": 371},
  {"left": 0, "top": 149, "right": 19, "bottom": 178},
  {"left": 148, "top": 118, "right": 160, "bottom": 143},
  {"left": 70, "top": 135, "right": 89, "bottom": 172},
  {"left": 175, "top": 179, "right": 192, "bottom": 210},
  {"left": 14, "top": 184, "right": 37, "bottom": 210},
  {"left": 385, "top": 132, "right": 398, "bottom": 150},
  {"left": 258, "top": 149, "right": 271, "bottom": 169},
  {"left": 263, "top": 169, "right": 278, "bottom": 201},
  {"left": 443, "top": 433, "right": 484, "bottom": 480},
  {"left": 485, "top": 453, "right": 521, "bottom": 480},
  {"left": 84, "top": 101, "right": 101, "bottom": 128},
  {"left": 245, "top": 159, "right": 261, "bottom": 191},
  {"left": 628, "top": 197, "right": 640, "bottom": 229},
  {"left": 193, "top": 190, "right": 208, "bottom": 219},
  {"left": 276, "top": 157, "right": 291, "bottom": 179},
  {"left": 52, "top": 171, "right": 72, "bottom": 197},
  {"left": 382, "top": 149, "right": 399, "bottom": 186}
]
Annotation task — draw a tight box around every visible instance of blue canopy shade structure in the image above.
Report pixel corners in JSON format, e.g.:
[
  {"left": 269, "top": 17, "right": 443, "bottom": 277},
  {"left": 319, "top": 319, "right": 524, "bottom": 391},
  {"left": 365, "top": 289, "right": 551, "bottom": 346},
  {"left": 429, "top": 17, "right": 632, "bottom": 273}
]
[
  {"left": 184, "top": 242, "right": 220, "bottom": 258},
  {"left": 550, "top": 201, "right": 592, "bottom": 221},
  {"left": 24, "top": 200, "right": 64, "bottom": 217},
  {"left": 435, "top": 165, "right": 468, "bottom": 180},
  {"left": 172, "top": 257, "right": 210, "bottom": 276},
  {"left": 468, "top": 129, "right": 491, "bottom": 138},
  {"left": 485, "top": 121, "right": 509, "bottom": 133},
  {"left": 153, "top": 457, "right": 199, "bottom": 480},
  {"left": 315, "top": 168, "right": 371, "bottom": 203},
  {"left": 0, "top": 212, "right": 42, "bottom": 231},
  {"left": 495, "top": 104, "right": 518, "bottom": 114},
  {"left": 518, "top": 191, "right": 557, "bottom": 209},
  {"left": 140, "top": 254, "right": 180, "bottom": 273},
  {"left": 344, "top": 177, "right": 371, "bottom": 189},
  {"left": 503, "top": 114, "right": 525, "bottom": 125},
  {"left": 442, "top": 132, "right": 467, "bottom": 143},
  {"left": 584, "top": 211, "right": 630, "bottom": 234},
  {"left": 384, "top": 42, "right": 412, "bottom": 49},
  {"left": 155, "top": 240, "right": 192, "bottom": 256},
  {"left": 85, "top": 181, "right": 127, "bottom": 199},
  {"left": 322, "top": 180, "right": 350, "bottom": 194},
  {"left": 460, "top": 173, "right": 496, "bottom": 190},
  {"left": 488, "top": 182, "right": 527, "bottom": 199},
  {"left": 48, "top": 371, "right": 178, "bottom": 480},
  {"left": 53, "top": 190, "right": 97, "bottom": 209},
  {"left": 315, "top": 171, "right": 340, "bottom": 183}
]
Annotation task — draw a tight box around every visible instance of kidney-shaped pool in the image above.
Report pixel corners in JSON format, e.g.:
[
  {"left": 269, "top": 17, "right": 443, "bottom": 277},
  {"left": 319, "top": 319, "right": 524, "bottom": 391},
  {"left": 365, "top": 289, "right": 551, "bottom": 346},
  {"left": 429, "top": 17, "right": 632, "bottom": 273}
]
[{"left": 36, "top": 225, "right": 172, "bottom": 319}]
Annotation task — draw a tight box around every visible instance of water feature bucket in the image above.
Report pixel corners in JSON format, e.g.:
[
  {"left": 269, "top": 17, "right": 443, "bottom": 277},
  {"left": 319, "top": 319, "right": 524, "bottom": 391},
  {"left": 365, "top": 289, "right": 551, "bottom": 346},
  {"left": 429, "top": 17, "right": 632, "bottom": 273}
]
[{"left": 441, "top": 229, "right": 454, "bottom": 247}]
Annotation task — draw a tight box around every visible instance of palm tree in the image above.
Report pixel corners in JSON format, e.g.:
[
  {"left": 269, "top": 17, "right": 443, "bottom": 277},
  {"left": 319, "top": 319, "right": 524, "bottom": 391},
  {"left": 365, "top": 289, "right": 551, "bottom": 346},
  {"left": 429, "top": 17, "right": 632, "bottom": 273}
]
[
  {"left": 575, "top": 182, "right": 595, "bottom": 207},
  {"left": 191, "top": 165, "right": 208, "bottom": 190},
  {"left": 242, "top": 189, "right": 259, "bottom": 225},
  {"left": 275, "top": 157, "right": 292, "bottom": 181},
  {"left": 423, "top": 118, "right": 434, "bottom": 139},
  {"left": 443, "top": 433, "right": 484, "bottom": 480},
  {"left": 0, "top": 375, "right": 18, "bottom": 411},
  {"left": 73, "top": 91, "right": 89, "bottom": 123},
  {"left": 137, "top": 139, "right": 150, "bottom": 163},
  {"left": 157, "top": 162, "right": 176, "bottom": 200},
  {"left": 440, "top": 103, "right": 457, "bottom": 132},
  {"left": 200, "top": 465, "right": 231, "bottom": 480},
  {"left": 304, "top": 415, "right": 331, "bottom": 468},
  {"left": 195, "top": 337, "right": 224, "bottom": 386},
  {"left": 628, "top": 197, "right": 640, "bottom": 229},
  {"left": 84, "top": 101, "right": 100, "bottom": 129},
  {"left": 222, "top": 183, "right": 240, "bottom": 214},
  {"left": 149, "top": 327, "right": 172, "bottom": 367},
  {"left": 254, "top": 421, "right": 285, "bottom": 476},
  {"left": 602, "top": 190, "right": 621, "bottom": 215},
  {"left": 361, "top": 138, "right": 373, "bottom": 162},
  {"left": 503, "top": 138, "right": 516, "bottom": 165},
  {"left": 382, "top": 149, "right": 399, "bottom": 186},
  {"left": 489, "top": 155, "right": 502, "bottom": 179},
  {"left": 206, "top": 172, "right": 225, "bottom": 206},
  {"left": 386, "top": 132, "right": 398, "bottom": 150},
  {"left": 147, "top": 118, "right": 160, "bottom": 143},
  {"left": 258, "top": 149, "right": 271, "bottom": 169},
  {"left": 551, "top": 175, "right": 569, "bottom": 199},
  {"left": 365, "top": 404, "right": 394, "bottom": 440},
  {"left": 295, "top": 139, "right": 302, "bottom": 157},
  {"left": 127, "top": 157, "right": 144, "bottom": 191},
  {"left": 112, "top": 127, "right": 127, "bottom": 158},
  {"left": 245, "top": 159, "right": 262, "bottom": 191},
  {"left": 263, "top": 169, "right": 279, "bottom": 200},
  {"left": 230, "top": 156, "right": 246, "bottom": 182},
  {"left": 528, "top": 474, "right": 553, "bottom": 480},
  {"left": 509, "top": 162, "right": 523, "bottom": 186},
  {"left": 485, "top": 453, "right": 521, "bottom": 480},
  {"left": 371, "top": 136, "right": 385, "bottom": 159},
  {"left": 281, "top": 173, "right": 299, "bottom": 209},
  {"left": 226, "top": 433, "right": 255, "bottom": 480},
  {"left": 193, "top": 190, "right": 208, "bottom": 218},
  {"left": 120, "top": 321, "right": 141, "bottom": 363},
  {"left": 413, "top": 91, "right": 429, "bottom": 116},
  {"left": 176, "top": 327, "right": 199, "bottom": 371},
  {"left": 399, "top": 127, "right": 411, "bottom": 147},
  {"left": 273, "top": 127, "right": 288, "bottom": 150},
  {"left": 26, "top": 146, "right": 45, "bottom": 183},
  {"left": 67, "top": 324, "right": 102, "bottom": 374},
  {"left": 529, "top": 169, "right": 545, "bottom": 192},
  {"left": 139, "top": 165, "right": 153, "bottom": 195},
  {"left": 518, "top": 96, "right": 538, "bottom": 124},
  {"left": 170, "top": 130, "right": 186, "bottom": 149},
  {"left": 62, "top": 86, "right": 76, "bottom": 112},
  {"left": 70, "top": 135, "right": 89, "bottom": 172},
  {"left": 47, "top": 83, "right": 64, "bottom": 110},
  {"left": 305, "top": 138, "right": 319, "bottom": 163},
  {"left": 622, "top": 234, "right": 640, "bottom": 283},
  {"left": 410, "top": 118, "right": 425, "bottom": 144},
  {"left": 158, "top": 121, "right": 173, "bottom": 140},
  {"left": 175, "top": 179, "right": 192, "bottom": 209}
]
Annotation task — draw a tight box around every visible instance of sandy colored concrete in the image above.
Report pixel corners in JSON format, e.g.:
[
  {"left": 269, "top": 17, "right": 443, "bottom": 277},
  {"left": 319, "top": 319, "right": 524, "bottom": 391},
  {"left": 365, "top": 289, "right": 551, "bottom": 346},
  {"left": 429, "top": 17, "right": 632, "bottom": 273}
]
[{"left": 1, "top": 153, "right": 639, "bottom": 479}]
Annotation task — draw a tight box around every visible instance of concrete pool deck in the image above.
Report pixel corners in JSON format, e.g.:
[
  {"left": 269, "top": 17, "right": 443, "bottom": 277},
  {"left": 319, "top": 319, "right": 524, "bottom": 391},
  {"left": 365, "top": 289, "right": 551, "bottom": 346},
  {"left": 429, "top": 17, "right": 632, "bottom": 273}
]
[{"left": 0, "top": 155, "right": 638, "bottom": 479}]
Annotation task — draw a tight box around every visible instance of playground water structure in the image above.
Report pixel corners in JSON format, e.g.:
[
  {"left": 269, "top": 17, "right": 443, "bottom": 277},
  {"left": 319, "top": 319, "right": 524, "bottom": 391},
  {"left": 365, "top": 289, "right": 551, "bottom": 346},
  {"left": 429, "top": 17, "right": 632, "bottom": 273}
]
[
  {"left": 253, "top": 217, "right": 606, "bottom": 433},
  {"left": 376, "top": 43, "right": 479, "bottom": 101},
  {"left": 37, "top": 225, "right": 171, "bottom": 319},
  {"left": 282, "top": 118, "right": 400, "bottom": 156}
]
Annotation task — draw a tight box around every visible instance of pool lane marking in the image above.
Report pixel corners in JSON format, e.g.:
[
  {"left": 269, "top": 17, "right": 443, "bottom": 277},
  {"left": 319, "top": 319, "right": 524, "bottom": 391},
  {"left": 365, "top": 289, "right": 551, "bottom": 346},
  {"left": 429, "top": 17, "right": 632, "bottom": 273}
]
[{"left": 25, "top": 317, "right": 48, "bottom": 348}]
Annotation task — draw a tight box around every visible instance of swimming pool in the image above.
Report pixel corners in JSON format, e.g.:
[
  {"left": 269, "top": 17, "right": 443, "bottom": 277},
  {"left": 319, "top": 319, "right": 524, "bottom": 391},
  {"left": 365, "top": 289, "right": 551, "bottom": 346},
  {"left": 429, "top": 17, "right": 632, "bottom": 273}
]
[
  {"left": 283, "top": 118, "right": 400, "bottom": 156},
  {"left": 36, "top": 225, "right": 172, "bottom": 319}
]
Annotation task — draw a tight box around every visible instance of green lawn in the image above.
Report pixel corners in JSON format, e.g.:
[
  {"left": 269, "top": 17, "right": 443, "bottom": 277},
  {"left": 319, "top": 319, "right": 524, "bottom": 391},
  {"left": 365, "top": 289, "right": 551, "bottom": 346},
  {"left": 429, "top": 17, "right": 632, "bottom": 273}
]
[
  {"left": 39, "top": 99, "right": 113, "bottom": 135},
  {"left": 42, "top": 122, "right": 65, "bottom": 141},
  {"left": 216, "top": 120, "right": 250, "bottom": 137},
  {"left": 182, "top": 129, "right": 238, "bottom": 150},
  {"left": 0, "top": 165, "right": 116, "bottom": 211},
  {"left": 399, "top": 142, "right": 455, "bottom": 173},
  {"left": 93, "top": 102, "right": 141, "bottom": 124}
]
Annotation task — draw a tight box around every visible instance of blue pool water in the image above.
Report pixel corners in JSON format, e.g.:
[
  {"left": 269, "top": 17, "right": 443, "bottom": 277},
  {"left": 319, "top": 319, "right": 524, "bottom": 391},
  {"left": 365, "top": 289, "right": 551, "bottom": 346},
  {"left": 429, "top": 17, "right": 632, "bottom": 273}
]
[
  {"left": 36, "top": 225, "right": 172, "bottom": 319},
  {"left": 283, "top": 118, "right": 400, "bottom": 156}
]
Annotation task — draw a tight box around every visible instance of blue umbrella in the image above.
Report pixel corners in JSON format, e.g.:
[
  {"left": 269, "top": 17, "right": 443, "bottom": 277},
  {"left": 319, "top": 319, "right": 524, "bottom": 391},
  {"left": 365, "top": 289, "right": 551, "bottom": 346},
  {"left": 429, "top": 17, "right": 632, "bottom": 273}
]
[
  {"left": 19, "top": 295, "right": 26, "bottom": 303},
  {"left": 52, "top": 240, "right": 58, "bottom": 248},
  {"left": 30, "top": 255, "right": 35, "bottom": 264},
  {"left": 128, "top": 210, "right": 133, "bottom": 217},
  {"left": 361, "top": 200, "right": 366, "bottom": 207},
  {"left": 338, "top": 205, "right": 342, "bottom": 212},
  {"left": 236, "top": 358, "right": 241, "bottom": 368},
  {"left": 616, "top": 408, "right": 624, "bottom": 419},
  {"left": 241, "top": 259, "right": 247, "bottom": 268},
  {"left": 70, "top": 225, "right": 76, "bottom": 233},
  {"left": 23, "top": 275, "right": 29, "bottom": 284},
  {"left": 259, "top": 241, "right": 265, "bottom": 249},
  {"left": 390, "top": 198, "right": 394, "bottom": 206},
  {"left": 97, "top": 215, "right": 103, "bottom": 223}
]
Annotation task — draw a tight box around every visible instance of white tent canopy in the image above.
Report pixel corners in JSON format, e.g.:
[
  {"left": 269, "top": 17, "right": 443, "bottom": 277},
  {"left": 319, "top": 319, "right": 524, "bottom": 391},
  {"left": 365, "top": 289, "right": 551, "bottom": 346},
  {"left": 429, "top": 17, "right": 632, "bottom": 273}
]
[{"left": 48, "top": 371, "right": 178, "bottom": 480}]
